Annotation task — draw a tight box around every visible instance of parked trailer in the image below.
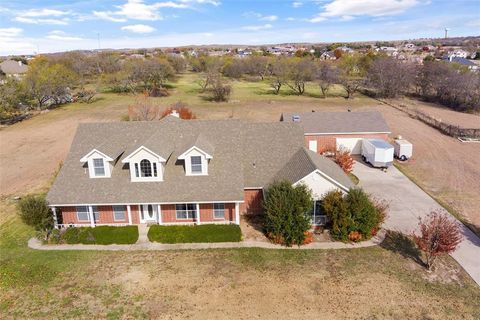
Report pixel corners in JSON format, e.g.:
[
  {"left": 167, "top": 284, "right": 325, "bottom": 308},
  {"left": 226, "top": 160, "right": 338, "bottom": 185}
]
[
  {"left": 361, "top": 139, "right": 394, "bottom": 168},
  {"left": 393, "top": 139, "right": 413, "bottom": 161}
]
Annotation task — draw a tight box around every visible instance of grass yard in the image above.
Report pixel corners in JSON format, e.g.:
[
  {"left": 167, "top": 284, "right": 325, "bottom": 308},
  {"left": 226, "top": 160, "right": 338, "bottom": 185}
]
[
  {"left": 148, "top": 224, "right": 242, "bottom": 243},
  {"left": 61, "top": 226, "right": 139, "bottom": 245}
]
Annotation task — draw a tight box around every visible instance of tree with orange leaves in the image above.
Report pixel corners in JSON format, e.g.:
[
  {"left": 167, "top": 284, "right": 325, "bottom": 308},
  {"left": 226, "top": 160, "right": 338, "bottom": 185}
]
[{"left": 160, "top": 101, "right": 196, "bottom": 120}]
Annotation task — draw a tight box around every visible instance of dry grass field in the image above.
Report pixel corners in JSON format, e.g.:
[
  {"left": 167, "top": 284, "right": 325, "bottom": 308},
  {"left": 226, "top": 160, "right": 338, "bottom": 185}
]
[{"left": 1, "top": 73, "right": 479, "bottom": 318}]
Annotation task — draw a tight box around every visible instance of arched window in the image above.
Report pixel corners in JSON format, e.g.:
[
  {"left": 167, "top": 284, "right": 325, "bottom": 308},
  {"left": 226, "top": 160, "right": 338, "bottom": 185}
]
[{"left": 140, "top": 159, "right": 152, "bottom": 177}]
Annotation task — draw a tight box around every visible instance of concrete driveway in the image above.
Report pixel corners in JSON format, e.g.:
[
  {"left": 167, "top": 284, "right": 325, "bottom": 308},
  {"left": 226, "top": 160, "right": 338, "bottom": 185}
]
[{"left": 353, "top": 161, "right": 480, "bottom": 286}]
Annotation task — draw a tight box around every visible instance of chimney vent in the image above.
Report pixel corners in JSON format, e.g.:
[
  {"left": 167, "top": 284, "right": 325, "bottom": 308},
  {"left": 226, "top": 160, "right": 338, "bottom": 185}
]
[
  {"left": 171, "top": 110, "right": 180, "bottom": 118},
  {"left": 292, "top": 115, "right": 300, "bottom": 122}
]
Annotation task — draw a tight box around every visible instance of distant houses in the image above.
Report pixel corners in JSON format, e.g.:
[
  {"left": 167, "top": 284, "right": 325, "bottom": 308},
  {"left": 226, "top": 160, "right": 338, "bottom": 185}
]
[{"left": 0, "top": 60, "right": 28, "bottom": 80}]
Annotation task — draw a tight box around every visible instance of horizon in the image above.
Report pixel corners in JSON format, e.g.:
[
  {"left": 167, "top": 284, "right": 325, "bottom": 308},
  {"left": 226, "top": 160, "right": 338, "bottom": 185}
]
[{"left": 0, "top": 0, "right": 479, "bottom": 56}]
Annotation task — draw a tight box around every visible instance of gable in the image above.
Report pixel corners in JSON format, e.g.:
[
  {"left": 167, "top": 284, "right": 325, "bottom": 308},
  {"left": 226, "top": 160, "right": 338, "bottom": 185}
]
[
  {"left": 80, "top": 149, "right": 113, "bottom": 163},
  {"left": 122, "top": 146, "right": 166, "bottom": 163}
]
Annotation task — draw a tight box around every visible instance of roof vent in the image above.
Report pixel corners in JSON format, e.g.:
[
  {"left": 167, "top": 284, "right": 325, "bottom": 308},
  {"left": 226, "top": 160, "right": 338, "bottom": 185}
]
[
  {"left": 292, "top": 115, "right": 301, "bottom": 122},
  {"left": 170, "top": 110, "right": 180, "bottom": 118}
]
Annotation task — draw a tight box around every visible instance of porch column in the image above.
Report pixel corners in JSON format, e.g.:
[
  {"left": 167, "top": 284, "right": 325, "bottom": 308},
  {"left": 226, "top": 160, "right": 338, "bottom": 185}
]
[
  {"left": 313, "top": 200, "right": 316, "bottom": 226},
  {"left": 157, "top": 204, "right": 162, "bottom": 225},
  {"left": 235, "top": 202, "right": 240, "bottom": 225},
  {"left": 88, "top": 205, "right": 95, "bottom": 227},
  {"left": 127, "top": 205, "right": 132, "bottom": 225},
  {"left": 196, "top": 203, "right": 201, "bottom": 225},
  {"left": 52, "top": 207, "right": 58, "bottom": 229}
]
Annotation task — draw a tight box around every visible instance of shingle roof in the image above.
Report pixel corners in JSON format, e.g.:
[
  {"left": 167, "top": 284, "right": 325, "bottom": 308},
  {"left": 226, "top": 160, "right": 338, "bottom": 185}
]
[
  {"left": 47, "top": 118, "right": 353, "bottom": 205},
  {"left": 273, "top": 147, "right": 354, "bottom": 191},
  {"left": 0, "top": 60, "right": 28, "bottom": 74},
  {"left": 281, "top": 111, "right": 390, "bottom": 134}
]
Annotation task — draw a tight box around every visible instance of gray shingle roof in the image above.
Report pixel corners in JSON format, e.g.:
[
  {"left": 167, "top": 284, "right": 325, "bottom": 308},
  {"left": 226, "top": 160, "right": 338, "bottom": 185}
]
[
  {"left": 47, "top": 118, "right": 353, "bottom": 205},
  {"left": 273, "top": 147, "right": 354, "bottom": 191},
  {"left": 0, "top": 60, "right": 28, "bottom": 74},
  {"left": 281, "top": 111, "right": 390, "bottom": 134}
]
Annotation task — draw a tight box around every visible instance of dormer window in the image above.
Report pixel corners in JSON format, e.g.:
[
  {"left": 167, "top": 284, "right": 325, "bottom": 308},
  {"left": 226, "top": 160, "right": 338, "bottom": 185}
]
[
  {"left": 93, "top": 158, "right": 105, "bottom": 177},
  {"left": 80, "top": 149, "right": 113, "bottom": 179},
  {"left": 191, "top": 156, "right": 202, "bottom": 174},
  {"left": 122, "top": 146, "right": 166, "bottom": 182}
]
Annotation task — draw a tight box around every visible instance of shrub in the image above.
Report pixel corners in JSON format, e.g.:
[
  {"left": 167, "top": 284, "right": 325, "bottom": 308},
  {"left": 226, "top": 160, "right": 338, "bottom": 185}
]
[
  {"left": 160, "top": 102, "right": 196, "bottom": 119},
  {"left": 334, "top": 148, "right": 355, "bottom": 174},
  {"left": 17, "top": 195, "right": 54, "bottom": 238},
  {"left": 346, "top": 188, "right": 384, "bottom": 240},
  {"left": 209, "top": 78, "right": 231, "bottom": 102},
  {"left": 148, "top": 224, "right": 241, "bottom": 243},
  {"left": 413, "top": 210, "right": 462, "bottom": 270},
  {"left": 321, "top": 190, "right": 350, "bottom": 241},
  {"left": 263, "top": 181, "right": 313, "bottom": 247},
  {"left": 321, "top": 188, "right": 386, "bottom": 242},
  {"left": 63, "top": 226, "right": 138, "bottom": 244}
]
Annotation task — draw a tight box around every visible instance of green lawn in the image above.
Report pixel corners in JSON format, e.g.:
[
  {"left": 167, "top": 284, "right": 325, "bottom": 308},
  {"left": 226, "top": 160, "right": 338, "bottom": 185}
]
[
  {"left": 148, "top": 224, "right": 242, "bottom": 243},
  {"left": 61, "top": 226, "right": 139, "bottom": 245}
]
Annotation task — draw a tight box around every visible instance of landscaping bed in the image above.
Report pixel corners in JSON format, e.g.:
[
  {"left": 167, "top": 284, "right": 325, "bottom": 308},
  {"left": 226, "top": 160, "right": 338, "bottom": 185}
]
[
  {"left": 148, "top": 224, "right": 242, "bottom": 243},
  {"left": 55, "top": 226, "right": 139, "bottom": 245}
]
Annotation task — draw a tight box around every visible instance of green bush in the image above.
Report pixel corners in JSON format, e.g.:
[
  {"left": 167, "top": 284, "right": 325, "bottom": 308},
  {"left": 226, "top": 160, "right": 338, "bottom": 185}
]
[
  {"left": 148, "top": 224, "right": 241, "bottom": 243},
  {"left": 322, "top": 190, "right": 351, "bottom": 241},
  {"left": 322, "top": 188, "right": 386, "bottom": 242},
  {"left": 62, "top": 226, "right": 138, "bottom": 244},
  {"left": 17, "top": 195, "right": 54, "bottom": 236},
  {"left": 263, "top": 181, "right": 313, "bottom": 247}
]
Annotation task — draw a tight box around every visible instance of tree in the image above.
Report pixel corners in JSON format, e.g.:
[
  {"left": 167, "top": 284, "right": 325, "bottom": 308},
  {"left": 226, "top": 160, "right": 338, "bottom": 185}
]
[
  {"left": 413, "top": 211, "right": 462, "bottom": 270},
  {"left": 346, "top": 188, "right": 385, "bottom": 240},
  {"left": 316, "top": 62, "right": 339, "bottom": 98},
  {"left": 367, "top": 57, "right": 414, "bottom": 98},
  {"left": 0, "top": 79, "right": 30, "bottom": 117},
  {"left": 127, "top": 58, "right": 174, "bottom": 96},
  {"left": 167, "top": 55, "right": 187, "bottom": 73},
  {"left": 160, "top": 102, "right": 196, "bottom": 119},
  {"left": 17, "top": 194, "right": 54, "bottom": 239},
  {"left": 322, "top": 190, "right": 350, "bottom": 241},
  {"left": 244, "top": 56, "right": 269, "bottom": 79},
  {"left": 128, "top": 93, "right": 160, "bottom": 121},
  {"left": 209, "top": 77, "right": 231, "bottom": 102},
  {"left": 286, "top": 58, "right": 315, "bottom": 95},
  {"left": 263, "top": 181, "right": 313, "bottom": 247},
  {"left": 24, "top": 57, "right": 76, "bottom": 109},
  {"left": 333, "top": 148, "right": 354, "bottom": 174},
  {"left": 269, "top": 57, "right": 289, "bottom": 94},
  {"left": 339, "top": 78, "right": 362, "bottom": 99}
]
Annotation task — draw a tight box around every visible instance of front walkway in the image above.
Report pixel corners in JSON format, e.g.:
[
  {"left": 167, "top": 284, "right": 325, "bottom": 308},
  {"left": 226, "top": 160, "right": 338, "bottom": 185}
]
[
  {"left": 28, "top": 229, "right": 385, "bottom": 251},
  {"left": 354, "top": 161, "right": 480, "bottom": 286}
]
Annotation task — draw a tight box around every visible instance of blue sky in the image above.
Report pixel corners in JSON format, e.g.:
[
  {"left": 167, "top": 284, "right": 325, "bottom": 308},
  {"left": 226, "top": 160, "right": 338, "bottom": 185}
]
[{"left": 0, "top": 0, "right": 479, "bottom": 55}]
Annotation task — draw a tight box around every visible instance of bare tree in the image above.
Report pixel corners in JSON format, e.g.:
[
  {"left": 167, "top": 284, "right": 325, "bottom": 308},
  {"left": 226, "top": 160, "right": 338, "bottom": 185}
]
[
  {"left": 209, "top": 77, "right": 231, "bottom": 102},
  {"left": 367, "top": 57, "right": 414, "bottom": 98},
  {"left": 286, "top": 58, "right": 315, "bottom": 95},
  {"left": 269, "top": 57, "right": 289, "bottom": 94},
  {"left": 316, "top": 62, "right": 339, "bottom": 98},
  {"left": 339, "top": 78, "right": 362, "bottom": 99},
  {"left": 128, "top": 93, "right": 160, "bottom": 121}
]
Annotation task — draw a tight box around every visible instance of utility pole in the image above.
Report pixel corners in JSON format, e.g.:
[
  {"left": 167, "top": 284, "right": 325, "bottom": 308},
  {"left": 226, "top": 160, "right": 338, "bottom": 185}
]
[{"left": 97, "top": 32, "right": 101, "bottom": 51}]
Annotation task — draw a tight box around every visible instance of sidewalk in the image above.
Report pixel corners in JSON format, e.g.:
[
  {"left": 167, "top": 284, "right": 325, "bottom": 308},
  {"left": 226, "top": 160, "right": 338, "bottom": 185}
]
[{"left": 28, "top": 229, "right": 385, "bottom": 251}]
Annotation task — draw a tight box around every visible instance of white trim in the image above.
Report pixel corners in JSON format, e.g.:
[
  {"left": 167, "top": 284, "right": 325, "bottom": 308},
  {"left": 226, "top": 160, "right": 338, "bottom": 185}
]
[
  {"left": 80, "top": 149, "right": 113, "bottom": 162},
  {"left": 178, "top": 146, "right": 213, "bottom": 160},
  {"left": 121, "top": 145, "right": 166, "bottom": 163},
  {"left": 294, "top": 169, "right": 350, "bottom": 193},
  {"left": 196, "top": 203, "right": 201, "bottom": 225},
  {"left": 213, "top": 203, "right": 226, "bottom": 220},
  {"left": 243, "top": 187, "right": 263, "bottom": 190},
  {"left": 52, "top": 207, "right": 58, "bottom": 229},
  {"left": 304, "top": 132, "right": 391, "bottom": 136},
  {"left": 127, "top": 205, "right": 132, "bottom": 225},
  {"left": 49, "top": 200, "right": 244, "bottom": 206},
  {"left": 139, "top": 204, "right": 157, "bottom": 223},
  {"left": 235, "top": 202, "right": 240, "bottom": 225},
  {"left": 76, "top": 206, "right": 90, "bottom": 222},
  {"left": 88, "top": 206, "right": 95, "bottom": 227},
  {"left": 58, "top": 223, "right": 129, "bottom": 228}
]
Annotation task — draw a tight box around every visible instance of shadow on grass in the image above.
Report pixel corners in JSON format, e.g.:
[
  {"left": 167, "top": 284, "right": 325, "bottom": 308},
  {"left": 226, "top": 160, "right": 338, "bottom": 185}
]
[{"left": 380, "top": 231, "right": 425, "bottom": 267}]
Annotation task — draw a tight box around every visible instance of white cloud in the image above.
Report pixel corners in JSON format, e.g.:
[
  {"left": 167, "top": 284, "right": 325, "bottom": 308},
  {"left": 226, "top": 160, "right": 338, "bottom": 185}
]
[
  {"left": 242, "top": 24, "right": 273, "bottom": 31},
  {"left": 121, "top": 24, "right": 156, "bottom": 33},
  {"left": 46, "top": 30, "right": 83, "bottom": 41},
  {"left": 309, "top": 0, "right": 421, "bottom": 22},
  {"left": 260, "top": 15, "right": 278, "bottom": 21},
  {"left": 244, "top": 11, "right": 278, "bottom": 22},
  {"left": 292, "top": 1, "right": 303, "bottom": 8},
  {"left": 14, "top": 7, "right": 71, "bottom": 25},
  {"left": 286, "top": 17, "right": 296, "bottom": 21},
  {"left": 178, "top": 0, "right": 221, "bottom": 6},
  {"left": 93, "top": 11, "right": 127, "bottom": 22},
  {"left": 0, "top": 27, "right": 23, "bottom": 38}
]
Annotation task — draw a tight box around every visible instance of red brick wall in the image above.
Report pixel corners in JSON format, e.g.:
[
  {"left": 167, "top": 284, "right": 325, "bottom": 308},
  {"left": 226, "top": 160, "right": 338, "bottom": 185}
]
[
  {"left": 241, "top": 189, "right": 263, "bottom": 215},
  {"left": 304, "top": 133, "right": 389, "bottom": 153},
  {"left": 59, "top": 205, "right": 128, "bottom": 225},
  {"left": 131, "top": 205, "right": 140, "bottom": 224}
]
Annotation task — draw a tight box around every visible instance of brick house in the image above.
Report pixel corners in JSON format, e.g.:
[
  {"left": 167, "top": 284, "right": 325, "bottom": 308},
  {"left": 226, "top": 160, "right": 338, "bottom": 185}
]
[
  {"left": 47, "top": 116, "right": 353, "bottom": 228},
  {"left": 281, "top": 111, "right": 391, "bottom": 154}
]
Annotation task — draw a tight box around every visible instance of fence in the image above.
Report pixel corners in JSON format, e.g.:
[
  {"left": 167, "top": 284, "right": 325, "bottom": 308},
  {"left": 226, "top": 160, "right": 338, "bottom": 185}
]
[{"left": 387, "top": 102, "right": 480, "bottom": 139}]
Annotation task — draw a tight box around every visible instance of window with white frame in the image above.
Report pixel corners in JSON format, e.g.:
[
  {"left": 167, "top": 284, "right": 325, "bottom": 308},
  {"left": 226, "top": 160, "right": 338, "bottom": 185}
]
[
  {"left": 135, "top": 159, "right": 158, "bottom": 178},
  {"left": 76, "top": 206, "right": 90, "bottom": 221},
  {"left": 113, "top": 205, "right": 126, "bottom": 221},
  {"left": 93, "top": 158, "right": 105, "bottom": 176},
  {"left": 190, "top": 156, "right": 202, "bottom": 174},
  {"left": 175, "top": 204, "right": 197, "bottom": 219},
  {"left": 213, "top": 203, "right": 225, "bottom": 219}
]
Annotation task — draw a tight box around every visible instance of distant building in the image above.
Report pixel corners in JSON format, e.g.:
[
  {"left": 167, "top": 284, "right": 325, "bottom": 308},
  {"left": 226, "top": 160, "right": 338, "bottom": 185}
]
[
  {"left": 0, "top": 60, "right": 28, "bottom": 79},
  {"left": 445, "top": 56, "right": 478, "bottom": 71}
]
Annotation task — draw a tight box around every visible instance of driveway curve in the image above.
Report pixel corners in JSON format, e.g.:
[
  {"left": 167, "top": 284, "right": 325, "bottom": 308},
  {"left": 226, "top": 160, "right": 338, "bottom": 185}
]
[{"left": 354, "top": 161, "right": 480, "bottom": 286}]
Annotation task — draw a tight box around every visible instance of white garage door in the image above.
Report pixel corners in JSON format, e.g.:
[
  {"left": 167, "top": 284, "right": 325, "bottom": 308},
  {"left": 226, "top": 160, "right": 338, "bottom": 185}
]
[{"left": 336, "top": 138, "right": 363, "bottom": 154}]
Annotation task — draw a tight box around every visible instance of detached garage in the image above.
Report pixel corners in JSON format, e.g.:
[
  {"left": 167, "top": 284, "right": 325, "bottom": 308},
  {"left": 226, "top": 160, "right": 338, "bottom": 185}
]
[{"left": 281, "top": 111, "right": 391, "bottom": 154}]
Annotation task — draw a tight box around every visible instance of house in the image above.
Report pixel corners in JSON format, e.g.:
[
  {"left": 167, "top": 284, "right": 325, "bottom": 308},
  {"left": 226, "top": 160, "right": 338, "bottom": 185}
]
[
  {"left": 280, "top": 111, "right": 391, "bottom": 154},
  {"left": 448, "top": 49, "right": 469, "bottom": 59},
  {"left": 46, "top": 116, "right": 353, "bottom": 228},
  {"left": 320, "top": 51, "right": 336, "bottom": 60},
  {"left": 0, "top": 59, "right": 28, "bottom": 79},
  {"left": 445, "top": 56, "right": 479, "bottom": 71}
]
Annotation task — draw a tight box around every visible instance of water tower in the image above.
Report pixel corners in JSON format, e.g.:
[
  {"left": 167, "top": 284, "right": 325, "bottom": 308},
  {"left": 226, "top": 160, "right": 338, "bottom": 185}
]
[{"left": 444, "top": 27, "right": 450, "bottom": 39}]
